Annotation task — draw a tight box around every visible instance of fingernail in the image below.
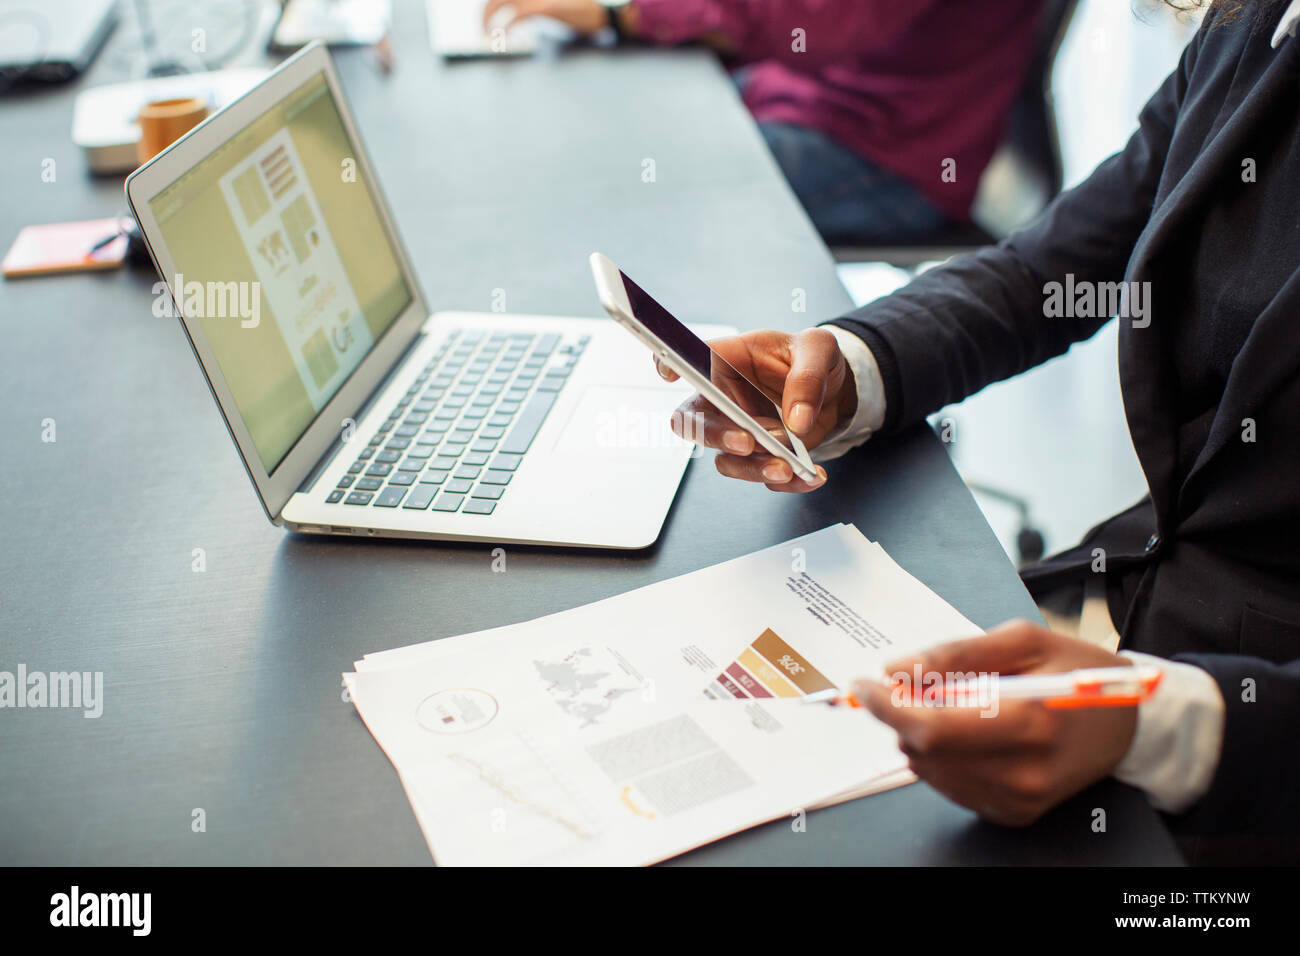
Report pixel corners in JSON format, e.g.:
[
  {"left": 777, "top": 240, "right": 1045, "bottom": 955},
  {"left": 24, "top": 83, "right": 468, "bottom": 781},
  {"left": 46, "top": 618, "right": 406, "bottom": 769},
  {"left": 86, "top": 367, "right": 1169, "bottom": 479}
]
[
  {"left": 762, "top": 461, "right": 790, "bottom": 483},
  {"left": 810, "top": 468, "right": 827, "bottom": 487},
  {"left": 723, "top": 430, "right": 751, "bottom": 453},
  {"left": 788, "top": 403, "right": 813, "bottom": 433}
]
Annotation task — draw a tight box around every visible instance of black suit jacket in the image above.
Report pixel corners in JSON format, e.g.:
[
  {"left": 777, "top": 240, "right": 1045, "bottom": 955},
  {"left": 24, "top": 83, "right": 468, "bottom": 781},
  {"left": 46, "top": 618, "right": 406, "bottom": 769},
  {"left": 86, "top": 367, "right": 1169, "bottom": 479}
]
[{"left": 828, "top": 4, "right": 1300, "bottom": 837}]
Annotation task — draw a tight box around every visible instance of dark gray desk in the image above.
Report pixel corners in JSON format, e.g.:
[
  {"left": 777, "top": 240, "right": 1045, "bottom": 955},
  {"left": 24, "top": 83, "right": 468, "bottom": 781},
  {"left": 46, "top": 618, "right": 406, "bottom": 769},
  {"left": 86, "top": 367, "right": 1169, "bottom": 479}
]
[{"left": 0, "top": 2, "right": 1180, "bottom": 865}]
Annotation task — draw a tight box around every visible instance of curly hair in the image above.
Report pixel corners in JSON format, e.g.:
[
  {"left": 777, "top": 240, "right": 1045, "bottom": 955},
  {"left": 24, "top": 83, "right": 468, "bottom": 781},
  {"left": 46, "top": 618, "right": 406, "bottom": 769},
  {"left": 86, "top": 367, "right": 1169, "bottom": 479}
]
[
  {"left": 1153, "top": 0, "right": 1294, "bottom": 33},
  {"left": 1162, "top": 0, "right": 1288, "bottom": 13}
]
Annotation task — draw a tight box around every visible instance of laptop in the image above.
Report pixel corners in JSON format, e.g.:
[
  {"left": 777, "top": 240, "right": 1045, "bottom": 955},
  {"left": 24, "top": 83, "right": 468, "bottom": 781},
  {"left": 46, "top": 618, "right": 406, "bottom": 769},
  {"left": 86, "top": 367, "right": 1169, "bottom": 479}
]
[
  {"left": 0, "top": 0, "right": 117, "bottom": 87},
  {"left": 127, "top": 42, "right": 721, "bottom": 549},
  {"left": 426, "top": 0, "right": 573, "bottom": 57}
]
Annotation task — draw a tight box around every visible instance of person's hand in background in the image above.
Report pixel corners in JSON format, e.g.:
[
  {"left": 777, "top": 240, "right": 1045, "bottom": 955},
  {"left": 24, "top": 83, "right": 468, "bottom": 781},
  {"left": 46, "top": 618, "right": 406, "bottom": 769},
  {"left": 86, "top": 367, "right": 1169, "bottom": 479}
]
[
  {"left": 656, "top": 328, "right": 857, "bottom": 492},
  {"left": 856, "top": 621, "right": 1138, "bottom": 827},
  {"left": 482, "top": 0, "right": 633, "bottom": 36}
]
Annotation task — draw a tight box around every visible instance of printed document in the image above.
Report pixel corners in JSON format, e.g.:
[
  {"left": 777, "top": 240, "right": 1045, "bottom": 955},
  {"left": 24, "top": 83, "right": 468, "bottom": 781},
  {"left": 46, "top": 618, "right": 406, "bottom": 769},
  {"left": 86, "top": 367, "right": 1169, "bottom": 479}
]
[{"left": 346, "top": 524, "right": 983, "bottom": 865}]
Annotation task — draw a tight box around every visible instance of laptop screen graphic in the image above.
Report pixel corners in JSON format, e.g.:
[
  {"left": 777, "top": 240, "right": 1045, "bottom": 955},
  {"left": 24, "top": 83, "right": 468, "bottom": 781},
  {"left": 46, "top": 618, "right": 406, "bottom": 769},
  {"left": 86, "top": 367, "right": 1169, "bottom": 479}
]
[{"left": 148, "top": 72, "right": 411, "bottom": 472}]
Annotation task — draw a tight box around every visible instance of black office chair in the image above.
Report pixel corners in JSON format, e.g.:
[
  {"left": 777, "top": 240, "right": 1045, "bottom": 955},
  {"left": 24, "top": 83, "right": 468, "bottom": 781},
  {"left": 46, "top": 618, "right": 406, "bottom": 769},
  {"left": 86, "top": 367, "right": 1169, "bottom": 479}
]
[{"left": 831, "top": 0, "right": 1079, "bottom": 268}]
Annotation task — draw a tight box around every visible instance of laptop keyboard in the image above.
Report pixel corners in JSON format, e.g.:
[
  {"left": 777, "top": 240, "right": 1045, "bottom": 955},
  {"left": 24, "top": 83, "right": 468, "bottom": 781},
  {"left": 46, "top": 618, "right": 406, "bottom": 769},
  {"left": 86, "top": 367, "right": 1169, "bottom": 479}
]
[{"left": 323, "top": 328, "right": 588, "bottom": 515}]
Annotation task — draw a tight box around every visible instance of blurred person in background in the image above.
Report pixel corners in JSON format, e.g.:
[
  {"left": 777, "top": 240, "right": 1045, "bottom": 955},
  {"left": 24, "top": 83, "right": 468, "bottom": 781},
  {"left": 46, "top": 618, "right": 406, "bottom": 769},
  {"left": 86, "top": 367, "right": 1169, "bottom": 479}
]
[{"left": 485, "top": 0, "right": 1043, "bottom": 242}]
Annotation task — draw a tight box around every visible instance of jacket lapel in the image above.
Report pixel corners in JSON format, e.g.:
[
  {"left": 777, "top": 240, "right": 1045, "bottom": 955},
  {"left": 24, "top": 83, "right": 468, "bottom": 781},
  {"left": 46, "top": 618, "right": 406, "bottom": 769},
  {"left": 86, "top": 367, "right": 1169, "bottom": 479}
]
[
  {"left": 1180, "top": 44, "right": 1300, "bottom": 496},
  {"left": 1120, "top": 38, "right": 1300, "bottom": 521}
]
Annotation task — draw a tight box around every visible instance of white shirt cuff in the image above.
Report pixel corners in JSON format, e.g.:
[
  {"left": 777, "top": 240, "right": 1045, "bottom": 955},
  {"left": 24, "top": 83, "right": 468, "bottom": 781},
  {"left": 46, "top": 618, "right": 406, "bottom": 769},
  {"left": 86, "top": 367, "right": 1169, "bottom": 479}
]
[
  {"left": 1113, "top": 651, "right": 1226, "bottom": 814},
  {"left": 1271, "top": 0, "right": 1300, "bottom": 47},
  {"left": 813, "top": 325, "right": 887, "bottom": 462}
]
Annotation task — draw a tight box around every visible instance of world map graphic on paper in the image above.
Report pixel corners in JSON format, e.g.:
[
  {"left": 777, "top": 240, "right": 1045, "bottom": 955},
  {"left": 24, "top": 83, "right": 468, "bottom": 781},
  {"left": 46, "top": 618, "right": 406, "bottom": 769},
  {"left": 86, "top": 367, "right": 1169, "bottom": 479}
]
[{"left": 533, "top": 646, "right": 641, "bottom": 728}]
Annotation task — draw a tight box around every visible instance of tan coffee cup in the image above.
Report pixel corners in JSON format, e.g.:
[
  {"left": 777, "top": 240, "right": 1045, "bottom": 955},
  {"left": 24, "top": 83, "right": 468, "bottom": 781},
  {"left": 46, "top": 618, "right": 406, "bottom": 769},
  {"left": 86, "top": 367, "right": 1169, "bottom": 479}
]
[{"left": 136, "top": 97, "right": 209, "bottom": 165}]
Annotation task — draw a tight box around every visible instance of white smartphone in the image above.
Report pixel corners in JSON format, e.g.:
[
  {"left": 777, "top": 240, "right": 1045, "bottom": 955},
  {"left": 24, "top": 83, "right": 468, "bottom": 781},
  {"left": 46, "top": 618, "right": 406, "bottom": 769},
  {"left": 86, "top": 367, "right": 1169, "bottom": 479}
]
[{"left": 590, "top": 252, "right": 819, "bottom": 482}]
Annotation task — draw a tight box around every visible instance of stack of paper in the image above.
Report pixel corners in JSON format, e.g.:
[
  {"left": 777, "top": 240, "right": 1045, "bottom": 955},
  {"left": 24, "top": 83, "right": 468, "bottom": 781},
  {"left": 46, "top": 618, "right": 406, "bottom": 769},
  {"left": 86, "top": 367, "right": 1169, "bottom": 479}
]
[{"left": 345, "top": 524, "right": 983, "bottom": 866}]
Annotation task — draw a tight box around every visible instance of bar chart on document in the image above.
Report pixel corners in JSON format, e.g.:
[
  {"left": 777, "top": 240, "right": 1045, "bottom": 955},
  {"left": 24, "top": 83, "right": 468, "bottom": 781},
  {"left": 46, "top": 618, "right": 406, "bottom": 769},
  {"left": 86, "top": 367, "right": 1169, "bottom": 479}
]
[{"left": 703, "top": 628, "right": 838, "bottom": 701}]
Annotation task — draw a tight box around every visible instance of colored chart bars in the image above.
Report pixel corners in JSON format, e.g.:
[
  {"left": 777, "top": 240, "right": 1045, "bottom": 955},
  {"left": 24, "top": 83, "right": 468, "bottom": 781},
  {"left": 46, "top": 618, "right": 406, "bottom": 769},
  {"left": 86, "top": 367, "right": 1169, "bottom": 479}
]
[{"left": 704, "top": 628, "right": 836, "bottom": 700}]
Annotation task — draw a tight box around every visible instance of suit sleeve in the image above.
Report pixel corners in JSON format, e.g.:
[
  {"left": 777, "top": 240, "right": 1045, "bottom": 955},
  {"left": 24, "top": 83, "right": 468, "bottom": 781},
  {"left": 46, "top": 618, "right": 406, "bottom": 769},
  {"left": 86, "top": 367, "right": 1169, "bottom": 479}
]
[
  {"left": 824, "top": 18, "right": 1207, "bottom": 434},
  {"left": 1164, "top": 653, "right": 1300, "bottom": 834}
]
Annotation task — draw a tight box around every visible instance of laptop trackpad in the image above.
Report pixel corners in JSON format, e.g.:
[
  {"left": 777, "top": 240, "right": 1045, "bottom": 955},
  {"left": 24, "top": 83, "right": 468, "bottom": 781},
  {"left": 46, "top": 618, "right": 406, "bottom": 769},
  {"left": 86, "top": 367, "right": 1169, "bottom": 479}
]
[{"left": 551, "top": 385, "right": 691, "bottom": 459}]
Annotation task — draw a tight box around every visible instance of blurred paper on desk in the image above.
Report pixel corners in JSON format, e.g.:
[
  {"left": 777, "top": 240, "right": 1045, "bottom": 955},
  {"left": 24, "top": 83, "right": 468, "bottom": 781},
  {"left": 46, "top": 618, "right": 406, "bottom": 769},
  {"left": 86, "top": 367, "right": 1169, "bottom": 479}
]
[{"left": 346, "top": 524, "right": 982, "bottom": 866}]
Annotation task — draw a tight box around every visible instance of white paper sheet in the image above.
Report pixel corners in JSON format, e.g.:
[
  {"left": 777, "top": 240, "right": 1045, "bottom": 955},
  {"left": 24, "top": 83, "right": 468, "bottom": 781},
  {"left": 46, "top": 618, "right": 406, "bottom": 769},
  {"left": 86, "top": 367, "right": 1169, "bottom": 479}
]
[{"left": 346, "top": 524, "right": 983, "bottom": 865}]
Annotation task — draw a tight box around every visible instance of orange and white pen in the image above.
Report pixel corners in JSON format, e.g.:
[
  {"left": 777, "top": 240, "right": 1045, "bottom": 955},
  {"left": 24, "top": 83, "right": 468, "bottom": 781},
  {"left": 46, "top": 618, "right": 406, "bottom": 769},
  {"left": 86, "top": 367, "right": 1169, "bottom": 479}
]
[{"left": 802, "top": 665, "right": 1163, "bottom": 710}]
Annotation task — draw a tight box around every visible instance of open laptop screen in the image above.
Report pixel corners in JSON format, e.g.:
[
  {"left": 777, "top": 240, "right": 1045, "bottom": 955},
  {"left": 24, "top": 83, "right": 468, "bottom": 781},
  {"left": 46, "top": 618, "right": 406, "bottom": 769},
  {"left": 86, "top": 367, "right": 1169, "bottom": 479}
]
[{"left": 147, "top": 72, "right": 412, "bottom": 473}]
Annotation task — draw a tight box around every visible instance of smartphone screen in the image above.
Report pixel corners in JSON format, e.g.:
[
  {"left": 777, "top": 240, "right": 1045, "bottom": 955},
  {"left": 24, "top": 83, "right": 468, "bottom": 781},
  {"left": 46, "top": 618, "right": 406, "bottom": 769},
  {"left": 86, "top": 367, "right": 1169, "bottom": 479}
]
[{"left": 618, "top": 271, "right": 804, "bottom": 456}]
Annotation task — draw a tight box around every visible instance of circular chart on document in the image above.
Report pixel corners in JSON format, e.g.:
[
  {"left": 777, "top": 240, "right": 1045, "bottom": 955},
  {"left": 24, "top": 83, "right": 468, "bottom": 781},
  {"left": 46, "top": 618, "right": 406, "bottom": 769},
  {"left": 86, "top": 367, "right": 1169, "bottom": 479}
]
[{"left": 415, "top": 688, "right": 499, "bottom": 734}]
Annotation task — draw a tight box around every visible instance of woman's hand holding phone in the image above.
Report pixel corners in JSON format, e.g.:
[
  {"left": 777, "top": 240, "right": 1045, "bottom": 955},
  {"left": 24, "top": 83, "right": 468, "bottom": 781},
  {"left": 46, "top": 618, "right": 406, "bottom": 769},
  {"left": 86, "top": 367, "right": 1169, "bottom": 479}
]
[{"left": 656, "top": 328, "right": 857, "bottom": 493}]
